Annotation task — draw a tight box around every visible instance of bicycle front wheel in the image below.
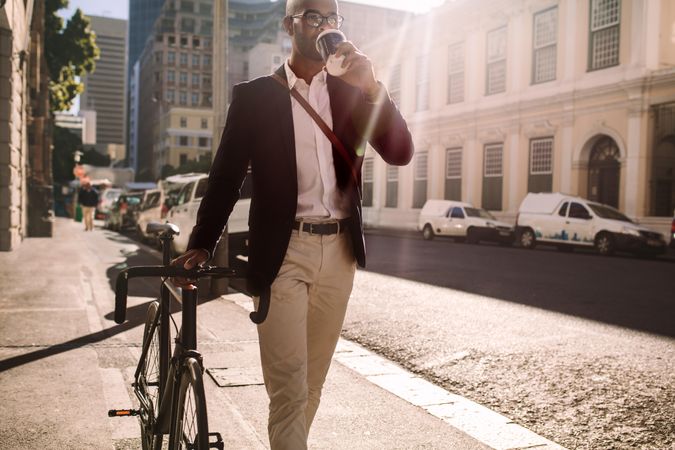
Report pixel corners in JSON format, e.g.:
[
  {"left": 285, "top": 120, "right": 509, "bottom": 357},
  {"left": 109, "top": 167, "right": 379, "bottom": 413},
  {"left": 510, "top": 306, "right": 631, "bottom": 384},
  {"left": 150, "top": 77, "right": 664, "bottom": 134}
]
[
  {"left": 137, "top": 300, "right": 163, "bottom": 450},
  {"left": 169, "top": 357, "right": 209, "bottom": 450}
]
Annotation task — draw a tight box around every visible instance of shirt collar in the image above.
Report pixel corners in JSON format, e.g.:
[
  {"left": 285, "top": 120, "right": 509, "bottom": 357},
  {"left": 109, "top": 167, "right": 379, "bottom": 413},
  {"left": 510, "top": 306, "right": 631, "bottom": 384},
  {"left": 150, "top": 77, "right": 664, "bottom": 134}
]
[{"left": 284, "top": 60, "right": 327, "bottom": 90}]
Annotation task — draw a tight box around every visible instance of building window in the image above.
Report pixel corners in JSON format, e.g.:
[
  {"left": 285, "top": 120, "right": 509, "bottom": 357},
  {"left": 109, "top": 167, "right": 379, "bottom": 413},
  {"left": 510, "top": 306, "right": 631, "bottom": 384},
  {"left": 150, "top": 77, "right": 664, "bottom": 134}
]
[
  {"left": 589, "top": 0, "right": 621, "bottom": 70},
  {"left": 154, "top": 51, "right": 163, "bottom": 63},
  {"left": 445, "top": 148, "right": 462, "bottom": 200},
  {"left": 201, "top": 20, "right": 213, "bottom": 35},
  {"left": 179, "top": 136, "right": 189, "bottom": 146},
  {"left": 484, "top": 144, "right": 503, "bottom": 177},
  {"left": 199, "top": 3, "right": 212, "bottom": 15},
  {"left": 193, "top": 37, "right": 200, "bottom": 47},
  {"left": 168, "top": 35, "right": 175, "bottom": 46},
  {"left": 180, "top": 117, "right": 187, "bottom": 128},
  {"left": 486, "top": 26, "right": 507, "bottom": 95},
  {"left": 447, "top": 42, "right": 464, "bottom": 104},
  {"left": 167, "top": 51, "right": 175, "bottom": 65},
  {"left": 180, "top": 36, "right": 188, "bottom": 47},
  {"left": 180, "top": 153, "right": 188, "bottom": 165},
  {"left": 385, "top": 165, "right": 398, "bottom": 208},
  {"left": 362, "top": 159, "right": 374, "bottom": 207},
  {"left": 204, "top": 93, "right": 212, "bottom": 107},
  {"left": 416, "top": 55, "right": 430, "bottom": 111},
  {"left": 191, "top": 93, "right": 199, "bottom": 105},
  {"left": 167, "top": 70, "right": 175, "bottom": 83},
  {"left": 389, "top": 64, "right": 401, "bottom": 106},
  {"left": 533, "top": 7, "right": 558, "bottom": 84},
  {"left": 179, "top": 71, "right": 188, "bottom": 85},
  {"left": 198, "top": 137, "right": 209, "bottom": 147},
  {"left": 180, "top": 1, "right": 194, "bottom": 12},
  {"left": 179, "top": 53, "right": 187, "bottom": 66},
  {"left": 413, "top": 152, "right": 428, "bottom": 208},
  {"left": 179, "top": 91, "right": 187, "bottom": 105},
  {"left": 528, "top": 137, "right": 554, "bottom": 193},
  {"left": 203, "top": 55, "right": 211, "bottom": 67},
  {"left": 192, "top": 54, "right": 200, "bottom": 68},
  {"left": 201, "top": 118, "right": 208, "bottom": 129},
  {"left": 192, "top": 73, "right": 200, "bottom": 87},
  {"left": 482, "top": 144, "right": 503, "bottom": 210},
  {"left": 166, "top": 89, "right": 175, "bottom": 103},
  {"left": 203, "top": 76, "right": 212, "bottom": 87}
]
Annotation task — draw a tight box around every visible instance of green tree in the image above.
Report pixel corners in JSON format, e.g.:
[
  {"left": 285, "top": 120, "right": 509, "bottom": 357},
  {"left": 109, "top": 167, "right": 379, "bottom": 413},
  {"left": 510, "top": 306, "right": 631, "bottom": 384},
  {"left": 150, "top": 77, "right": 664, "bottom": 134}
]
[
  {"left": 52, "top": 125, "right": 82, "bottom": 183},
  {"left": 45, "top": 0, "right": 99, "bottom": 112},
  {"left": 80, "top": 147, "right": 111, "bottom": 167}
]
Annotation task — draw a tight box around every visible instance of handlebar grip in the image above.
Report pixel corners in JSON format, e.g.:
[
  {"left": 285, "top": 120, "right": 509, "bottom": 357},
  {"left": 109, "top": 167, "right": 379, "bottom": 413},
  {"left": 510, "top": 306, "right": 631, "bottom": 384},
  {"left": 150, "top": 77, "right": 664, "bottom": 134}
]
[
  {"left": 114, "top": 270, "right": 129, "bottom": 324},
  {"left": 249, "top": 286, "right": 271, "bottom": 324}
]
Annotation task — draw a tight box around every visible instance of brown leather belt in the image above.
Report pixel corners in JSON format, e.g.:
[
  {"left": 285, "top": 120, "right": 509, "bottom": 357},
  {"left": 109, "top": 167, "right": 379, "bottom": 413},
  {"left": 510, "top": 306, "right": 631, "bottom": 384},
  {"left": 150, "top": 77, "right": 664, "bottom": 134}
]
[{"left": 293, "top": 218, "right": 350, "bottom": 235}]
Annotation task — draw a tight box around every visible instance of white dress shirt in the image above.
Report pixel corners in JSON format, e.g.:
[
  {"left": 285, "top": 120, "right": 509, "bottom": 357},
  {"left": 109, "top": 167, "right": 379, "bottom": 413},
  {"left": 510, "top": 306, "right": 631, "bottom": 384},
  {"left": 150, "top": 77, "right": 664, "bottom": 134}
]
[{"left": 284, "top": 61, "right": 349, "bottom": 221}]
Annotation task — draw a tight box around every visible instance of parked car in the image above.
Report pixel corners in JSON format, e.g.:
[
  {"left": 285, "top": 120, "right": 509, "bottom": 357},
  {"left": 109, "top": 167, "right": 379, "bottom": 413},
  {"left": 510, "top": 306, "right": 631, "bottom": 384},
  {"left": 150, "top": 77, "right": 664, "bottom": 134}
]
[
  {"left": 417, "top": 199, "right": 515, "bottom": 244},
  {"left": 134, "top": 189, "right": 165, "bottom": 241},
  {"left": 515, "top": 192, "right": 667, "bottom": 256},
  {"left": 104, "top": 192, "right": 143, "bottom": 231},
  {"left": 167, "top": 173, "right": 251, "bottom": 266},
  {"left": 95, "top": 187, "right": 122, "bottom": 220}
]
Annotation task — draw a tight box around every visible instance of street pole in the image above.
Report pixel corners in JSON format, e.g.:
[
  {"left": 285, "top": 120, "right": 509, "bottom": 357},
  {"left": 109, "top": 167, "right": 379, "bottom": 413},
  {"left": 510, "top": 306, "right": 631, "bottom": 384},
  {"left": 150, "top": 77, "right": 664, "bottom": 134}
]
[{"left": 210, "top": 0, "right": 229, "bottom": 295}]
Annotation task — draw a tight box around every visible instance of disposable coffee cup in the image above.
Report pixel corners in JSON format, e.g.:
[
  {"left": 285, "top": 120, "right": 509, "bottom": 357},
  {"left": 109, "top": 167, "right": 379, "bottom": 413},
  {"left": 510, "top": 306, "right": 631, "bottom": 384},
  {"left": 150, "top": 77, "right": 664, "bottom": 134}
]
[{"left": 316, "top": 29, "right": 348, "bottom": 76}]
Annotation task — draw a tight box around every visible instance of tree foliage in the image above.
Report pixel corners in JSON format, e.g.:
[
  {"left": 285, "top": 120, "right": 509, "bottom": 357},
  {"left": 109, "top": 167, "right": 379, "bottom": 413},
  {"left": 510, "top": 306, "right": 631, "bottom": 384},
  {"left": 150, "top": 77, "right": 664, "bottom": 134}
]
[
  {"left": 52, "top": 125, "right": 82, "bottom": 183},
  {"left": 45, "top": 0, "right": 99, "bottom": 112}
]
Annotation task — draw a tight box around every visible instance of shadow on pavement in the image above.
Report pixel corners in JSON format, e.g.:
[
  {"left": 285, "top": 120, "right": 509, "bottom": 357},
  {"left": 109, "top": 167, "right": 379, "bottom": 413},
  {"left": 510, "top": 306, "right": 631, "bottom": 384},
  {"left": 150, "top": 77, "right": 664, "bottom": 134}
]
[{"left": 0, "top": 243, "right": 219, "bottom": 374}]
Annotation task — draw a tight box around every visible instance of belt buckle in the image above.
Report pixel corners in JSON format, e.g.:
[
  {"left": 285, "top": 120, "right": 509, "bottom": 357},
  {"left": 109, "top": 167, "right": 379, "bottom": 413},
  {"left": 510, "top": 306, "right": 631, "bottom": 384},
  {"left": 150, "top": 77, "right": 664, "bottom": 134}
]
[{"left": 309, "top": 223, "right": 317, "bottom": 235}]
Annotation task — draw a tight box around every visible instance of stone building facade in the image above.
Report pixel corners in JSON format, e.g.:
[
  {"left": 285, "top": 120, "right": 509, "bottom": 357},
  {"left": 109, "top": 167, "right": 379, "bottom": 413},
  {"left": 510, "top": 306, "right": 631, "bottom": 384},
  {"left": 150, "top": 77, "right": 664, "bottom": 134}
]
[
  {"left": 361, "top": 0, "right": 675, "bottom": 235},
  {"left": 1, "top": 0, "right": 48, "bottom": 250}
]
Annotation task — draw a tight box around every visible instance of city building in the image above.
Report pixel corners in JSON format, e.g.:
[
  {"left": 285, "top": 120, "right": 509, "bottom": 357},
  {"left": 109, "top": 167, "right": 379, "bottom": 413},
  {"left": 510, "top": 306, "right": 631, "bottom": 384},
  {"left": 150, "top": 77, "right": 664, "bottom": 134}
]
[
  {"left": 361, "top": 0, "right": 675, "bottom": 236},
  {"left": 136, "top": 0, "right": 215, "bottom": 180},
  {"left": 127, "top": 0, "right": 166, "bottom": 78},
  {"left": 54, "top": 110, "right": 97, "bottom": 145},
  {"left": 1, "top": 0, "right": 54, "bottom": 249},
  {"left": 80, "top": 15, "right": 127, "bottom": 161},
  {"left": 155, "top": 107, "right": 213, "bottom": 176},
  {"left": 128, "top": 60, "right": 141, "bottom": 173}
]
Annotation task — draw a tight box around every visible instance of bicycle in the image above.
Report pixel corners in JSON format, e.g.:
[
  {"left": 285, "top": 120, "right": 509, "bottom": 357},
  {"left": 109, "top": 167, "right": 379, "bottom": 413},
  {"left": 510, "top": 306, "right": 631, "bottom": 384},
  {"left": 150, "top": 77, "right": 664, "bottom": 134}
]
[{"left": 108, "top": 222, "right": 270, "bottom": 450}]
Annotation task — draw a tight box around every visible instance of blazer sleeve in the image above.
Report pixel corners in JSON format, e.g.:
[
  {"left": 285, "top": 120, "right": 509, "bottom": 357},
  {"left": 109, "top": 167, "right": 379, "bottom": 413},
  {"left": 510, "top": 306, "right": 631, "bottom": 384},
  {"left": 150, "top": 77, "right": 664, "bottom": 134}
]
[
  {"left": 353, "top": 83, "right": 414, "bottom": 166},
  {"left": 187, "top": 84, "right": 252, "bottom": 255}
]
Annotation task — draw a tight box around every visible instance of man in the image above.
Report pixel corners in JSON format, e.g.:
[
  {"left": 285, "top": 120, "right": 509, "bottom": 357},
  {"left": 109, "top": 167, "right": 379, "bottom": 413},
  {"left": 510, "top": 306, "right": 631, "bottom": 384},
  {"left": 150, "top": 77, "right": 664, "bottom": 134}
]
[
  {"left": 172, "top": 0, "right": 413, "bottom": 447},
  {"left": 78, "top": 181, "right": 99, "bottom": 231}
]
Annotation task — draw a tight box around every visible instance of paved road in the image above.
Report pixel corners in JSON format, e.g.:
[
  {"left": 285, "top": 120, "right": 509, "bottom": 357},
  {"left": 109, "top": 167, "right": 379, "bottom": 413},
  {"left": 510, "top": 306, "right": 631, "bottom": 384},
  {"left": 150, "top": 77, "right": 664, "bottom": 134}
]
[{"left": 341, "top": 233, "right": 675, "bottom": 450}]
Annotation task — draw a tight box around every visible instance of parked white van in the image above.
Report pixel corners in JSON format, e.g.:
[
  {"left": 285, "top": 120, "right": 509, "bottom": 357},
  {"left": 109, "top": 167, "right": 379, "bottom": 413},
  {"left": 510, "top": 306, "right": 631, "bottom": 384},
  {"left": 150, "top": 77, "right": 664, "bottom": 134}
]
[
  {"left": 166, "top": 173, "right": 251, "bottom": 265},
  {"left": 515, "top": 192, "right": 667, "bottom": 256},
  {"left": 417, "top": 199, "right": 515, "bottom": 244}
]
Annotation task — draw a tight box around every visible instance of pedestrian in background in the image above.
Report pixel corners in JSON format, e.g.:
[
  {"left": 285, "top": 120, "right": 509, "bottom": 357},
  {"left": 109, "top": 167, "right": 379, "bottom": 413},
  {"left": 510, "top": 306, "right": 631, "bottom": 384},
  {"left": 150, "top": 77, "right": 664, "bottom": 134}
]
[
  {"left": 78, "top": 181, "right": 99, "bottom": 231},
  {"left": 172, "top": 0, "right": 413, "bottom": 447}
]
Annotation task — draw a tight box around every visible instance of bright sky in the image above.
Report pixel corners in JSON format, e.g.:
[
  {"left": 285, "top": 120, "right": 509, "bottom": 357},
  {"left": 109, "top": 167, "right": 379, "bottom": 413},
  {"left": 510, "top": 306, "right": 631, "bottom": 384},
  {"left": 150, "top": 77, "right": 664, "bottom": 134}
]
[{"left": 59, "top": 0, "right": 446, "bottom": 20}]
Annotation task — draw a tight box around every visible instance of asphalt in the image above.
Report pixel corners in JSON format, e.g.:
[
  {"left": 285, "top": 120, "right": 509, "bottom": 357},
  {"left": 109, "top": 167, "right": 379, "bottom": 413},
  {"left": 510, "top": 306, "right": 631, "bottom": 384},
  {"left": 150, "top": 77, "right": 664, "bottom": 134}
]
[{"left": 0, "top": 218, "right": 561, "bottom": 449}]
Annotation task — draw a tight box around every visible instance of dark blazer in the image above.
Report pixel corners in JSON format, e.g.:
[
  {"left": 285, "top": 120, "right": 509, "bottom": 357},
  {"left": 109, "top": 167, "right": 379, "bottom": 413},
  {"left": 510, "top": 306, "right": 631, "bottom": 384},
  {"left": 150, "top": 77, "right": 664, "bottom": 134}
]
[{"left": 187, "top": 65, "right": 413, "bottom": 295}]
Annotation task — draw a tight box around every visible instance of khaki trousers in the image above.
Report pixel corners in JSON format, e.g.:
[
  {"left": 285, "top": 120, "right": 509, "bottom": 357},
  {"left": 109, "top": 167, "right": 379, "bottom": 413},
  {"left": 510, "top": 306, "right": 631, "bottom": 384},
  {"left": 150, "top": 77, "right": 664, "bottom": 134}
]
[
  {"left": 82, "top": 206, "right": 95, "bottom": 231},
  {"left": 255, "top": 228, "right": 356, "bottom": 450}
]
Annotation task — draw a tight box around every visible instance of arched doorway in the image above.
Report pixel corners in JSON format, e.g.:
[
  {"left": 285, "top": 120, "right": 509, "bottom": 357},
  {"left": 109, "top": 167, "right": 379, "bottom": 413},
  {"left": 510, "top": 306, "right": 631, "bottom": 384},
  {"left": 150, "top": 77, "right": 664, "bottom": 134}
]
[{"left": 588, "top": 136, "right": 621, "bottom": 208}]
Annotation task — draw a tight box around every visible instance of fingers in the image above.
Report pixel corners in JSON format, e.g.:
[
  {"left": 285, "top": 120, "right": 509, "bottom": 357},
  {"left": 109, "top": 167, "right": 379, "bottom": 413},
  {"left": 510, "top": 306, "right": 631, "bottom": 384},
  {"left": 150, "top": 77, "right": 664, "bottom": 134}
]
[
  {"left": 334, "top": 41, "right": 358, "bottom": 58},
  {"left": 170, "top": 249, "right": 207, "bottom": 289}
]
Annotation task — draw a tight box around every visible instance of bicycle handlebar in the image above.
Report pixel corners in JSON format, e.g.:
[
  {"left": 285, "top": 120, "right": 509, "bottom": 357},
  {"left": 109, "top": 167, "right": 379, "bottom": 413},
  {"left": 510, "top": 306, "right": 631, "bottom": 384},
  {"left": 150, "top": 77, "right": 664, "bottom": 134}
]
[{"left": 114, "top": 266, "right": 270, "bottom": 325}]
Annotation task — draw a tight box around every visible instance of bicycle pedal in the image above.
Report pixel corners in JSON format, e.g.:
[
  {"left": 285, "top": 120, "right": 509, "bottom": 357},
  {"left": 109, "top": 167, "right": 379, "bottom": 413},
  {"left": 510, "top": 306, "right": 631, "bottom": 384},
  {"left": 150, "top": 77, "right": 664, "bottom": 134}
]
[
  {"left": 108, "top": 409, "right": 140, "bottom": 417},
  {"left": 208, "top": 432, "right": 224, "bottom": 450}
]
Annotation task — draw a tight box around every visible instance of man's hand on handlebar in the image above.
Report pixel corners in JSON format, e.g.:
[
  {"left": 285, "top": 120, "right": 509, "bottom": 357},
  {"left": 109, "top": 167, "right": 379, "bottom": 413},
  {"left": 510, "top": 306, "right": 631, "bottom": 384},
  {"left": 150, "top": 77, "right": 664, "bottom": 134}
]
[{"left": 170, "top": 248, "right": 209, "bottom": 289}]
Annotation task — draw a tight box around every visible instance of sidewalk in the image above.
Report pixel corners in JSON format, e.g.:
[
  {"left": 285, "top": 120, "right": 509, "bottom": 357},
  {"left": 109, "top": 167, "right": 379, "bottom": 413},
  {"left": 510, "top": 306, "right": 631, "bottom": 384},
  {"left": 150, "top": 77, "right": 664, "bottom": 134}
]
[{"left": 0, "top": 218, "right": 555, "bottom": 449}]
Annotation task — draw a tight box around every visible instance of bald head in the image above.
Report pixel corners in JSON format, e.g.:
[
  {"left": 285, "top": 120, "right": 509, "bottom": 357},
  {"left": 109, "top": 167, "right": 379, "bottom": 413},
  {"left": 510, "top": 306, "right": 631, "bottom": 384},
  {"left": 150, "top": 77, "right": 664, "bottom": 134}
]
[{"left": 285, "top": 0, "right": 338, "bottom": 16}]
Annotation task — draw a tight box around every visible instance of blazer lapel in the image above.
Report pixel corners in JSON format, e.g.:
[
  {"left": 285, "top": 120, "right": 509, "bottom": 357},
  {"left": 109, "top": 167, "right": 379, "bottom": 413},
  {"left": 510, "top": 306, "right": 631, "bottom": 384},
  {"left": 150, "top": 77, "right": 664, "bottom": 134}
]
[{"left": 271, "top": 65, "right": 297, "bottom": 184}]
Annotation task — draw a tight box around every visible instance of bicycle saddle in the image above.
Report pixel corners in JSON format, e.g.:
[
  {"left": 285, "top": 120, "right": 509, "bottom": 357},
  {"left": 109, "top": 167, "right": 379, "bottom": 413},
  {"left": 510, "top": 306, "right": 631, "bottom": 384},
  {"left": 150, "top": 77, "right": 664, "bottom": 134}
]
[{"left": 146, "top": 222, "right": 180, "bottom": 236}]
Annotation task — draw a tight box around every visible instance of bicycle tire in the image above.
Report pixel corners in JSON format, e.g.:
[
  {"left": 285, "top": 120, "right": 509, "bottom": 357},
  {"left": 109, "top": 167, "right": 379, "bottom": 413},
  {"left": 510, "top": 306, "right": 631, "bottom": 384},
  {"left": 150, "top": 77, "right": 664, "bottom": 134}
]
[
  {"left": 137, "top": 301, "right": 163, "bottom": 450},
  {"left": 168, "top": 357, "right": 209, "bottom": 450}
]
